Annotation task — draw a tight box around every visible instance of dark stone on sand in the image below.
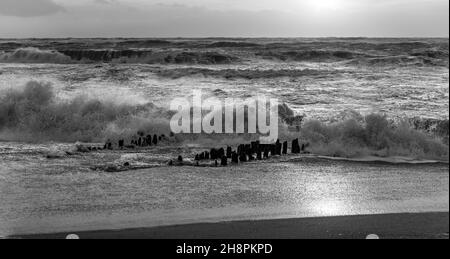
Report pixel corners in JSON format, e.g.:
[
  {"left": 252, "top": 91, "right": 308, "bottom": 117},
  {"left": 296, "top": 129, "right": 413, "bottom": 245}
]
[
  {"left": 276, "top": 140, "right": 282, "bottom": 156},
  {"left": 251, "top": 142, "right": 257, "bottom": 153},
  {"left": 232, "top": 152, "right": 239, "bottom": 163},
  {"left": 226, "top": 147, "right": 232, "bottom": 158},
  {"left": 153, "top": 135, "right": 158, "bottom": 145},
  {"left": 302, "top": 143, "right": 310, "bottom": 152},
  {"left": 237, "top": 144, "right": 244, "bottom": 155},
  {"left": 221, "top": 156, "right": 228, "bottom": 166},
  {"left": 257, "top": 150, "right": 262, "bottom": 160},
  {"left": 270, "top": 144, "right": 276, "bottom": 156},
  {"left": 292, "top": 139, "right": 301, "bottom": 154},
  {"left": 218, "top": 148, "right": 225, "bottom": 158},
  {"left": 283, "top": 141, "right": 288, "bottom": 155},
  {"left": 251, "top": 141, "right": 261, "bottom": 154},
  {"left": 264, "top": 149, "right": 269, "bottom": 159},
  {"left": 123, "top": 162, "right": 130, "bottom": 167},
  {"left": 245, "top": 144, "right": 252, "bottom": 154},
  {"left": 256, "top": 141, "right": 261, "bottom": 153},
  {"left": 178, "top": 156, "right": 183, "bottom": 162},
  {"left": 210, "top": 149, "right": 218, "bottom": 160}
]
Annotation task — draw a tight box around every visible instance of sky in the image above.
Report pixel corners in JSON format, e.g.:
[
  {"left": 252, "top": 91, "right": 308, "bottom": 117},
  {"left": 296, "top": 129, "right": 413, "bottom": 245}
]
[{"left": 0, "top": 0, "right": 448, "bottom": 38}]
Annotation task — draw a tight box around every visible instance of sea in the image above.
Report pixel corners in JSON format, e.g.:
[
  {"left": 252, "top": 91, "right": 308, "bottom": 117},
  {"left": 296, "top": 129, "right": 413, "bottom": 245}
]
[{"left": 0, "top": 38, "right": 448, "bottom": 236}]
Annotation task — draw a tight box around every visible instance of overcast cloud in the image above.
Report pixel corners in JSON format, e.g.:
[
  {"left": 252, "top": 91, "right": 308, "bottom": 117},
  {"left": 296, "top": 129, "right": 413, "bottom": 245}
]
[
  {"left": 0, "top": 0, "right": 64, "bottom": 17},
  {"left": 0, "top": 0, "right": 448, "bottom": 37}
]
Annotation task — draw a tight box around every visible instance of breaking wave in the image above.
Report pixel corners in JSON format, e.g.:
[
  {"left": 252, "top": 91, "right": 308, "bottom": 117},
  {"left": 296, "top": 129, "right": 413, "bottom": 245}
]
[
  {"left": 296, "top": 113, "right": 449, "bottom": 161},
  {"left": 0, "top": 82, "right": 447, "bottom": 161},
  {"left": 1, "top": 38, "right": 447, "bottom": 67},
  {"left": 256, "top": 46, "right": 449, "bottom": 67},
  {"left": 0, "top": 81, "right": 173, "bottom": 142},
  {"left": 0, "top": 48, "right": 238, "bottom": 65},
  {"left": 257, "top": 48, "right": 448, "bottom": 67},
  {"left": 0, "top": 48, "right": 72, "bottom": 64}
]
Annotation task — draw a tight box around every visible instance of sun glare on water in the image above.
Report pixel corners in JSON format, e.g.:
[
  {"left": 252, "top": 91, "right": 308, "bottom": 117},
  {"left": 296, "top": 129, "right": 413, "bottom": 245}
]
[{"left": 313, "top": 200, "right": 348, "bottom": 216}]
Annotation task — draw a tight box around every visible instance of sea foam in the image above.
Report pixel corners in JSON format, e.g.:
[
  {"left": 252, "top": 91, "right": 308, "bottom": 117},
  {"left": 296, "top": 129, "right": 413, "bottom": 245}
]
[{"left": 0, "top": 81, "right": 448, "bottom": 161}]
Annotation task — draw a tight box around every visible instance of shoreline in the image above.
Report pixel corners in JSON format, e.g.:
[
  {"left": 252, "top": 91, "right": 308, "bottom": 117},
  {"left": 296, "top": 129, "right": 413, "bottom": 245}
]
[
  {"left": 13, "top": 212, "right": 449, "bottom": 239},
  {"left": 2, "top": 140, "right": 448, "bottom": 166}
]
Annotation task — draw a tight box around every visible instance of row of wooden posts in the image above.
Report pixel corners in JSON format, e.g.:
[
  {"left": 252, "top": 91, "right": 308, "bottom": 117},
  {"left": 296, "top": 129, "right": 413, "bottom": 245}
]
[
  {"left": 105, "top": 133, "right": 172, "bottom": 150},
  {"left": 193, "top": 139, "right": 307, "bottom": 166}
]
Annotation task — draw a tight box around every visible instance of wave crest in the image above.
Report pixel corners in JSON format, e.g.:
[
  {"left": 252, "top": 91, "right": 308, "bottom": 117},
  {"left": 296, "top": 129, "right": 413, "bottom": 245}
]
[
  {"left": 0, "top": 48, "right": 238, "bottom": 64},
  {"left": 299, "top": 113, "right": 449, "bottom": 161},
  {"left": 0, "top": 82, "right": 447, "bottom": 161},
  {"left": 0, "top": 81, "right": 171, "bottom": 142},
  {"left": 0, "top": 48, "right": 72, "bottom": 64}
]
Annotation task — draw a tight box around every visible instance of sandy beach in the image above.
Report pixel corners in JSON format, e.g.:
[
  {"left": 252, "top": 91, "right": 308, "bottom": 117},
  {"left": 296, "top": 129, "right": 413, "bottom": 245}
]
[{"left": 14, "top": 212, "right": 449, "bottom": 239}]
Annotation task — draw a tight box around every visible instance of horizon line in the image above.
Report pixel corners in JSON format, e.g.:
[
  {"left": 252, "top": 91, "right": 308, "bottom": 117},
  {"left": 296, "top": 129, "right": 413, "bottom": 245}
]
[{"left": 0, "top": 36, "right": 449, "bottom": 40}]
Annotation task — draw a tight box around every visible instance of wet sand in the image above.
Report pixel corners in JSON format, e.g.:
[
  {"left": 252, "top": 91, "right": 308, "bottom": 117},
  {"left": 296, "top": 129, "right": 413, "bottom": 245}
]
[{"left": 14, "top": 212, "right": 449, "bottom": 239}]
